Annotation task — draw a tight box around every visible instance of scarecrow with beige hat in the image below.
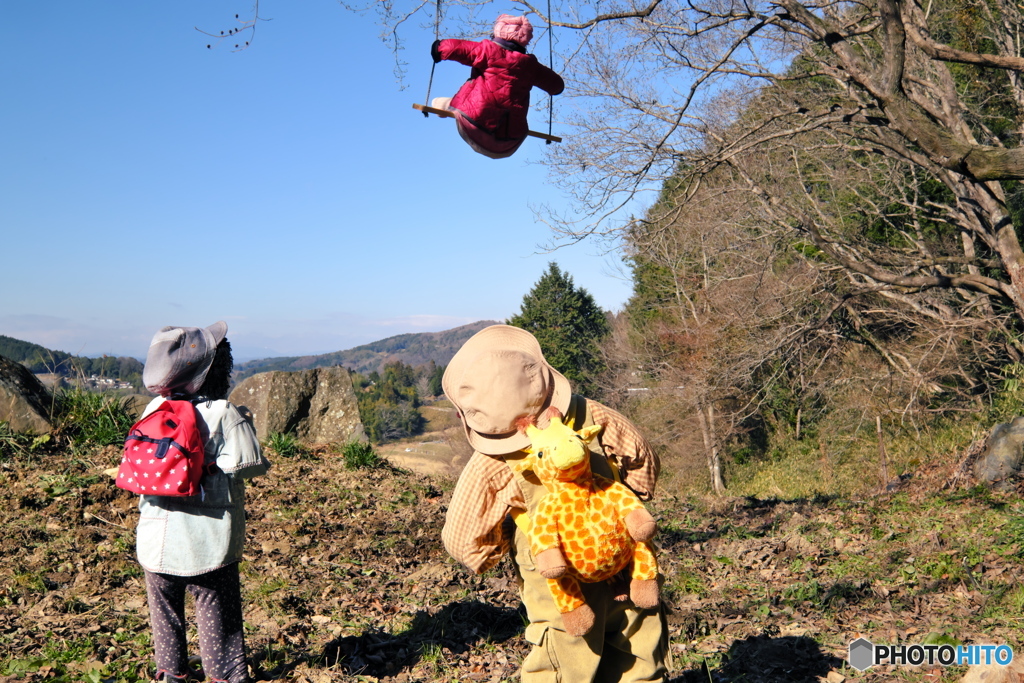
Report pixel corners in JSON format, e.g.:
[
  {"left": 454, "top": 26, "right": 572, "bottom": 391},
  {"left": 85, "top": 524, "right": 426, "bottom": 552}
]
[{"left": 442, "top": 325, "right": 669, "bottom": 682}]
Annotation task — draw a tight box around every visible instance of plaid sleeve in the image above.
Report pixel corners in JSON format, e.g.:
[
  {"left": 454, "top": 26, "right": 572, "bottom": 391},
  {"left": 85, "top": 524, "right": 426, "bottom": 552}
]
[
  {"left": 442, "top": 451, "right": 526, "bottom": 574},
  {"left": 588, "top": 400, "right": 660, "bottom": 501}
]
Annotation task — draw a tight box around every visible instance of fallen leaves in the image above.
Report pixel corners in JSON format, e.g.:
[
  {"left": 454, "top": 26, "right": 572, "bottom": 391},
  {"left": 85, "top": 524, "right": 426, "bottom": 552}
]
[{"left": 3, "top": 449, "right": 1024, "bottom": 682}]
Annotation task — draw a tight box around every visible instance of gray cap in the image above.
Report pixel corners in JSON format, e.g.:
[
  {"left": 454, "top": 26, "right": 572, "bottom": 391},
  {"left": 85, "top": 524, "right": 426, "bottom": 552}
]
[{"left": 142, "top": 321, "right": 228, "bottom": 396}]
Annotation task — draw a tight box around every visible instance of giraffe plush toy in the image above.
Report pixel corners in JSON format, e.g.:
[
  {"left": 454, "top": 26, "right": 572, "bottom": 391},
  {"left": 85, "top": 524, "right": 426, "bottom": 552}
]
[{"left": 515, "top": 407, "right": 660, "bottom": 637}]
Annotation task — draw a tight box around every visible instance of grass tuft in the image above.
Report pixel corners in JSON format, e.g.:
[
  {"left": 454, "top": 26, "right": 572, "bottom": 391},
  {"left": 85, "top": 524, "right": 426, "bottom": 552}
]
[
  {"left": 264, "top": 431, "right": 310, "bottom": 459},
  {"left": 341, "top": 440, "right": 383, "bottom": 470},
  {"left": 51, "top": 388, "right": 137, "bottom": 453}
]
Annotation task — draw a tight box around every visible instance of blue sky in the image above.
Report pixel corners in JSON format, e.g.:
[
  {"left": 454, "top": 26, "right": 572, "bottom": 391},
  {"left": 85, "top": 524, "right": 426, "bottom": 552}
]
[{"left": 1, "top": 2, "right": 635, "bottom": 361}]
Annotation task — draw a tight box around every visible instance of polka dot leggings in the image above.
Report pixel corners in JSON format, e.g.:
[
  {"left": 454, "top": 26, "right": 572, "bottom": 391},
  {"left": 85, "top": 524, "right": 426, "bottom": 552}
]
[{"left": 144, "top": 563, "right": 249, "bottom": 683}]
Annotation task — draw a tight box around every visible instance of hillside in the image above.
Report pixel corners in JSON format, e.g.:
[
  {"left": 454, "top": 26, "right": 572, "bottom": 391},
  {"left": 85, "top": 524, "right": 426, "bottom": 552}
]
[
  {"left": 2, "top": 438, "right": 1022, "bottom": 682},
  {"left": 0, "top": 335, "right": 143, "bottom": 386},
  {"left": 234, "top": 320, "right": 498, "bottom": 381},
  {"left": 0, "top": 321, "right": 498, "bottom": 389}
]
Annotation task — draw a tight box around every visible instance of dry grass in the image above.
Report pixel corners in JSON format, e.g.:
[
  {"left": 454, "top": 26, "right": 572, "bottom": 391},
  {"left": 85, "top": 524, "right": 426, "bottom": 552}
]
[{"left": 4, "top": 397, "right": 1022, "bottom": 682}]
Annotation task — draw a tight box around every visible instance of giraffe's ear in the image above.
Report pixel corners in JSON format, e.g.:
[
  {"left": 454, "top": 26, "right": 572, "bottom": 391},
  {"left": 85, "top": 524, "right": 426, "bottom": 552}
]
[{"left": 579, "top": 425, "right": 603, "bottom": 444}]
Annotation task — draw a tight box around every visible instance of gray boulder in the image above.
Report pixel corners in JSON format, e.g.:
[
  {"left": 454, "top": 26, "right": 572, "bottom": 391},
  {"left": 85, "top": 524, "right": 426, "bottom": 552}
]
[
  {"left": 974, "top": 416, "right": 1024, "bottom": 487},
  {"left": 229, "top": 366, "right": 366, "bottom": 445},
  {"left": 0, "top": 355, "right": 54, "bottom": 435}
]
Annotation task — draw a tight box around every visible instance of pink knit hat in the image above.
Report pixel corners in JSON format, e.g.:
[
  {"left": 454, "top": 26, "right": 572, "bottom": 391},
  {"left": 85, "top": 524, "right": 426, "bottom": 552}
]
[{"left": 493, "top": 14, "right": 533, "bottom": 47}]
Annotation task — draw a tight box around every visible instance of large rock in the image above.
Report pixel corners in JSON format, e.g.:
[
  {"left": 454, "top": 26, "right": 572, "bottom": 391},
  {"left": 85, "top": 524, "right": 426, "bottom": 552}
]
[
  {"left": 0, "top": 355, "right": 54, "bottom": 435},
  {"left": 974, "top": 416, "right": 1024, "bottom": 487},
  {"left": 229, "top": 367, "right": 366, "bottom": 445}
]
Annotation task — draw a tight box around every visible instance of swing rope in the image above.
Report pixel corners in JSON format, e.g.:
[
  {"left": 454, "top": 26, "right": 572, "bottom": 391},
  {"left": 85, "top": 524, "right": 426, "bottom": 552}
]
[
  {"left": 412, "top": 3, "right": 562, "bottom": 143},
  {"left": 546, "top": 0, "right": 555, "bottom": 143},
  {"left": 423, "top": 0, "right": 442, "bottom": 116}
]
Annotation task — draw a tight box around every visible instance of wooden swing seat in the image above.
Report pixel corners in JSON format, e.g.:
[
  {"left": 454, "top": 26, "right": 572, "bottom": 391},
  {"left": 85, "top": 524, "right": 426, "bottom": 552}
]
[{"left": 413, "top": 103, "right": 562, "bottom": 143}]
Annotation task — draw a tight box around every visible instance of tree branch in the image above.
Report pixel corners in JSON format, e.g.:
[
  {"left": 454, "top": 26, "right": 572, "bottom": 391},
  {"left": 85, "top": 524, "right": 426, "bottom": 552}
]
[{"left": 521, "top": 0, "right": 666, "bottom": 30}]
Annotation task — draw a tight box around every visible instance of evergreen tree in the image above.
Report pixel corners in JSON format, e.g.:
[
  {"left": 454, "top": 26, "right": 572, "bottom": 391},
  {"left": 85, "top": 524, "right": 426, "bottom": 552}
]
[
  {"left": 507, "top": 262, "right": 611, "bottom": 396},
  {"left": 427, "top": 362, "right": 445, "bottom": 397},
  {"left": 352, "top": 361, "right": 426, "bottom": 443}
]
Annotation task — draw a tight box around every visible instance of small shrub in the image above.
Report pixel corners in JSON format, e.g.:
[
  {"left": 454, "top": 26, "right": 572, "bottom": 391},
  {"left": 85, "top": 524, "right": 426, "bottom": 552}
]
[
  {"left": 342, "top": 440, "right": 382, "bottom": 470},
  {"left": 2, "top": 388, "right": 122, "bottom": 460},
  {"left": 1004, "top": 585, "right": 1024, "bottom": 615},
  {"left": 265, "top": 432, "right": 307, "bottom": 459}
]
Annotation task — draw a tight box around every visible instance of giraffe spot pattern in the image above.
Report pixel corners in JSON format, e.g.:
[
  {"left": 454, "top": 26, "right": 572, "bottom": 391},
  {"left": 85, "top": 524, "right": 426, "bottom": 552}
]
[{"left": 524, "top": 414, "right": 660, "bottom": 614}]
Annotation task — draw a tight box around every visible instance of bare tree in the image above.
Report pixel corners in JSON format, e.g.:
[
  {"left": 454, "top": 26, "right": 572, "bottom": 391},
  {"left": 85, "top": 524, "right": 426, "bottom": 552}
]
[
  {"left": 550, "top": 0, "right": 1024, "bottom": 328},
  {"left": 353, "top": 0, "right": 1024, "bottom": 489},
  {"left": 601, "top": 164, "right": 842, "bottom": 492},
  {"left": 613, "top": 95, "right": 1014, "bottom": 490},
  {"left": 197, "top": 1, "right": 265, "bottom": 51},
  {"left": 356, "top": 0, "right": 1024, "bottom": 325}
]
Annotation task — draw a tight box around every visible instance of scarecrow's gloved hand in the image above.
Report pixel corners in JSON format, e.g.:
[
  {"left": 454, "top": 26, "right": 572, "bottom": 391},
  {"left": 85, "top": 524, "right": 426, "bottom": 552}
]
[{"left": 431, "top": 39, "right": 442, "bottom": 63}]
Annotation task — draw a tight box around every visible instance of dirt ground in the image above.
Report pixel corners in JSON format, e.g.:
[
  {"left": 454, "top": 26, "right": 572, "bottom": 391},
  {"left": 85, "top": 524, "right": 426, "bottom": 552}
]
[{"left": 2, "top": 436, "right": 1023, "bottom": 682}]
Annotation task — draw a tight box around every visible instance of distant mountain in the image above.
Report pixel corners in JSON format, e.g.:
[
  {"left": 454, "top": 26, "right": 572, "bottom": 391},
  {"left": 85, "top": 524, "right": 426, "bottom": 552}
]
[
  {"left": 0, "top": 335, "right": 144, "bottom": 386},
  {"left": 233, "top": 320, "right": 498, "bottom": 381}
]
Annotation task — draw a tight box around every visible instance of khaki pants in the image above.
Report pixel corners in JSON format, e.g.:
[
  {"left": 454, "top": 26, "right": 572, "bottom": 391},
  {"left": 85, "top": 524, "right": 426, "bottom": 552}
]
[{"left": 512, "top": 521, "right": 669, "bottom": 682}]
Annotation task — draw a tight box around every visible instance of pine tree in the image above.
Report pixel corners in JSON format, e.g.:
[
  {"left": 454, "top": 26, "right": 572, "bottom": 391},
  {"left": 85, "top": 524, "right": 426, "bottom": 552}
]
[
  {"left": 507, "top": 262, "right": 611, "bottom": 397},
  {"left": 427, "top": 363, "right": 445, "bottom": 398}
]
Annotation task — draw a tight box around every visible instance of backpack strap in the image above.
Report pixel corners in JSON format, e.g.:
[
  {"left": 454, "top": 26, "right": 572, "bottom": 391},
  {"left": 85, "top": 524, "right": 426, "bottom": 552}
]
[{"left": 505, "top": 451, "right": 544, "bottom": 533}]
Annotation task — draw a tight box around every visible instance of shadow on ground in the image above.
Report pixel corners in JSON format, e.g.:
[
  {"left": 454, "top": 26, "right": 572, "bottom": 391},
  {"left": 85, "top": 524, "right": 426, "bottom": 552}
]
[
  {"left": 658, "top": 494, "right": 843, "bottom": 548},
  {"left": 313, "top": 600, "right": 526, "bottom": 679},
  {"left": 670, "top": 634, "right": 846, "bottom": 683}
]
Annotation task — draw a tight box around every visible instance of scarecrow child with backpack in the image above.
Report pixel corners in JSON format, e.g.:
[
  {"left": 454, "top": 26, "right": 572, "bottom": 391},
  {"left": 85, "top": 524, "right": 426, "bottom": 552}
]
[
  {"left": 125, "top": 322, "right": 269, "bottom": 683},
  {"left": 430, "top": 14, "right": 564, "bottom": 159},
  {"left": 441, "top": 325, "right": 670, "bottom": 682}
]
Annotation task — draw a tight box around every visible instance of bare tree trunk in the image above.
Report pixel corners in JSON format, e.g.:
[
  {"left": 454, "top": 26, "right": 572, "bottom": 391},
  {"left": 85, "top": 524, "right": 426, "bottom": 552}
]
[
  {"left": 876, "top": 415, "right": 889, "bottom": 489},
  {"left": 698, "top": 403, "right": 726, "bottom": 494}
]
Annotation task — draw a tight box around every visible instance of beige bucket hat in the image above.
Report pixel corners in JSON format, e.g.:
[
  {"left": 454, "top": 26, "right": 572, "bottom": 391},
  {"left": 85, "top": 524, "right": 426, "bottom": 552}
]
[{"left": 443, "top": 325, "right": 572, "bottom": 455}]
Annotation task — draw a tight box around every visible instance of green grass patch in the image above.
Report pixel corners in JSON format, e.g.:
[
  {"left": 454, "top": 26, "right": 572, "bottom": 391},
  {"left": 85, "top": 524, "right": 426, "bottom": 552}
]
[
  {"left": 264, "top": 431, "right": 310, "bottom": 459},
  {"left": 713, "top": 409, "right": 990, "bottom": 500},
  {"left": 52, "top": 388, "right": 137, "bottom": 452},
  {"left": 341, "top": 440, "right": 383, "bottom": 470},
  {"left": 0, "top": 421, "right": 49, "bottom": 460},
  {"left": 781, "top": 579, "right": 823, "bottom": 605},
  {"left": 665, "top": 569, "right": 707, "bottom": 599},
  {"left": 0, "top": 633, "right": 151, "bottom": 683},
  {"left": 0, "top": 387, "right": 134, "bottom": 461}
]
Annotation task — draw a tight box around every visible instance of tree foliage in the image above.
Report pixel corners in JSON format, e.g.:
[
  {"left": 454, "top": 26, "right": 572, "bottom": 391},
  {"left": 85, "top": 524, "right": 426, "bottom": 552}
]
[
  {"left": 425, "top": 361, "right": 445, "bottom": 398},
  {"left": 576, "top": 0, "right": 1024, "bottom": 491},
  {"left": 507, "top": 262, "right": 611, "bottom": 396},
  {"left": 352, "top": 361, "right": 427, "bottom": 443}
]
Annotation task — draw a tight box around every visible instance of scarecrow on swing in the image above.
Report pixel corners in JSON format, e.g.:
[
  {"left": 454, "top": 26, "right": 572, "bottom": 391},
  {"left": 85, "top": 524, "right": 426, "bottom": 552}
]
[{"left": 427, "top": 14, "right": 564, "bottom": 159}]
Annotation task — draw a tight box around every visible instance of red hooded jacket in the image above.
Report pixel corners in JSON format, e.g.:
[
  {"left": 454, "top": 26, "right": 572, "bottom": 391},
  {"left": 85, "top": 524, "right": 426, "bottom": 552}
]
[{"left": 439, "top": 38, "right": 564, "bottom": 153}]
